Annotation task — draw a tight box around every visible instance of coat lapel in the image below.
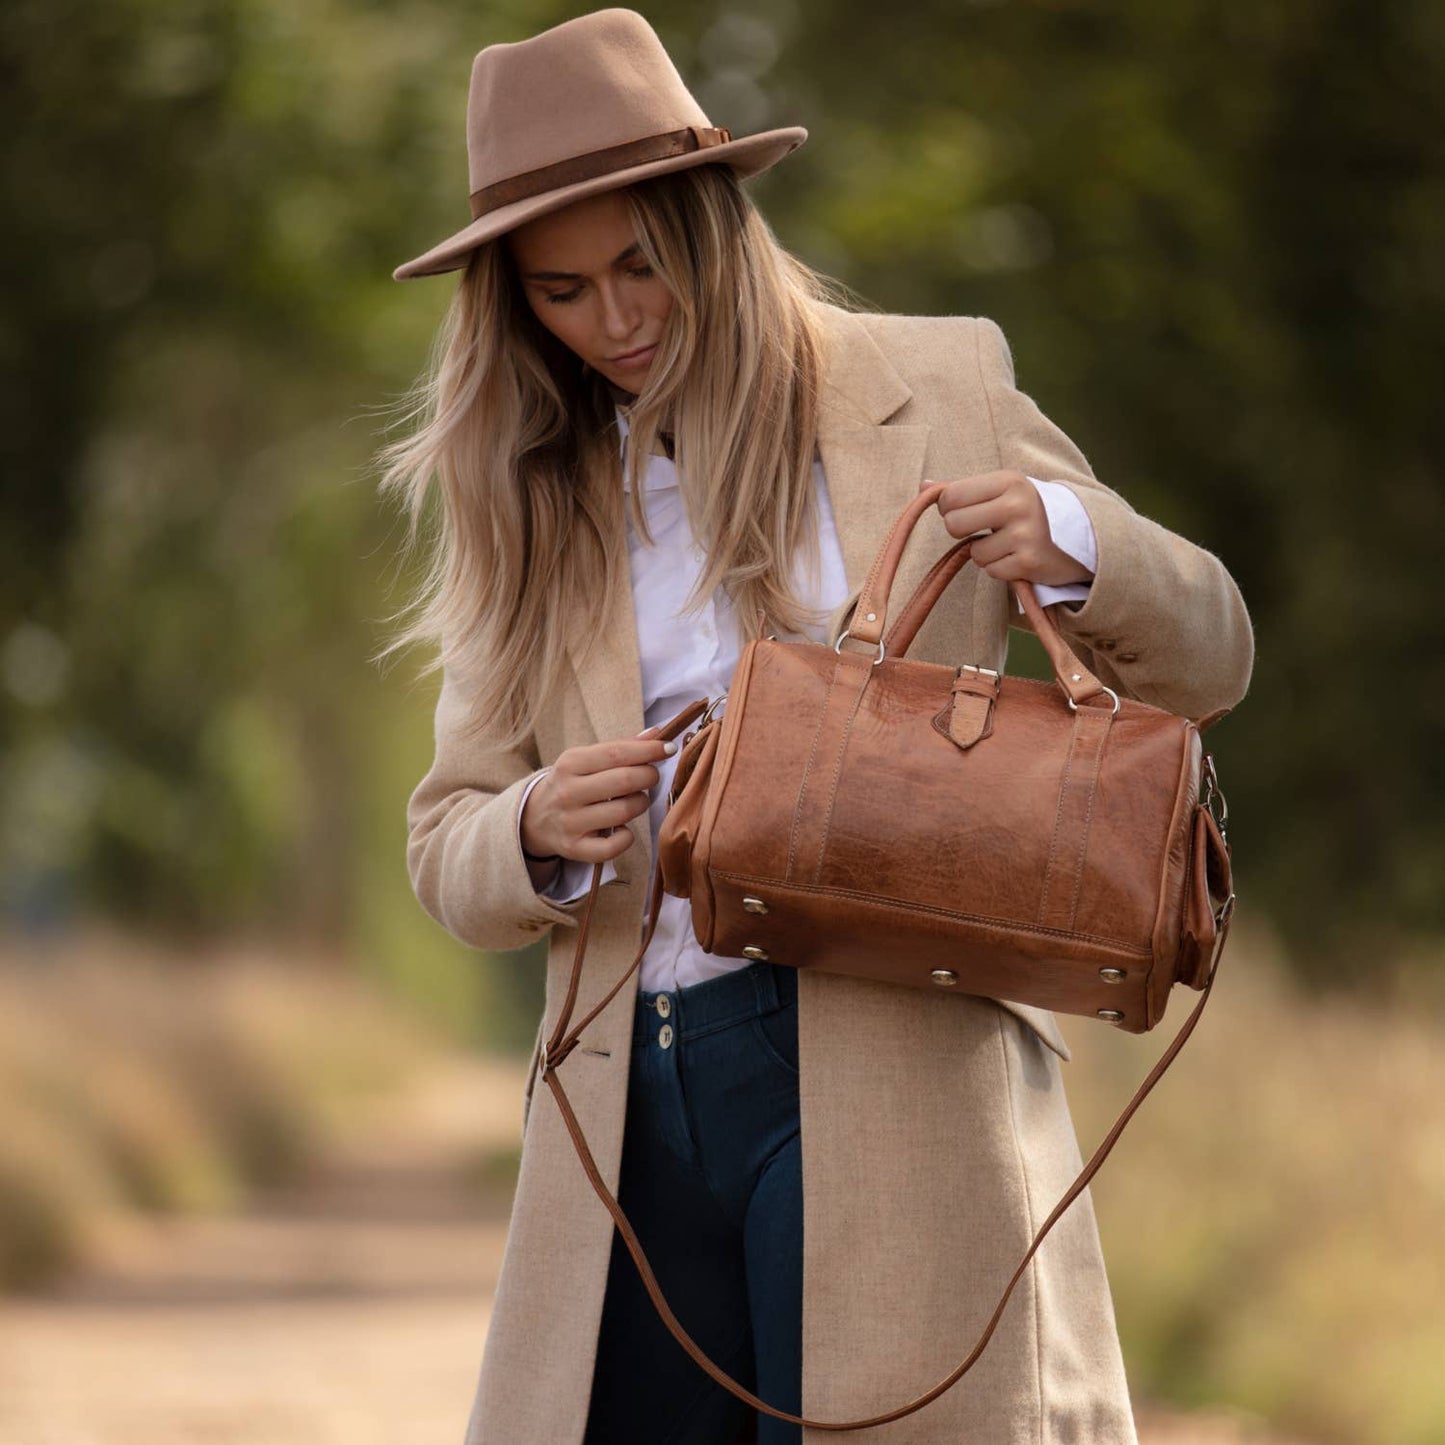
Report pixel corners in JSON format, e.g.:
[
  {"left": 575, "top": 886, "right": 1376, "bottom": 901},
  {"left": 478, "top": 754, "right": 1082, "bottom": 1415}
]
[
  {"left": 813, "top": 304, "right": 930, "bottom": 642},
  {"left": 566, "top": 557, "right": 647, "bottom": 757}
]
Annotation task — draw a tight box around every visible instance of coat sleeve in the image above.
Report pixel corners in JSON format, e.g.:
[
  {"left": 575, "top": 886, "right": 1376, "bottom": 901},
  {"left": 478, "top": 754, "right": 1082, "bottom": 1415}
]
[
  {"left": 406, "top": 664, "right": 593, "bottom": 952},
  {"left": 973, "top": 316, "right": 1255, "bottom": 723}
]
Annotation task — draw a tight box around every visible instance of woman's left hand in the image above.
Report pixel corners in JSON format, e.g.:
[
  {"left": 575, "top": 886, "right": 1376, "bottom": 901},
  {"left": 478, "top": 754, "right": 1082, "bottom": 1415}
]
[{"left": 919, "top": 472, "right": 1094, "bottom": 586}]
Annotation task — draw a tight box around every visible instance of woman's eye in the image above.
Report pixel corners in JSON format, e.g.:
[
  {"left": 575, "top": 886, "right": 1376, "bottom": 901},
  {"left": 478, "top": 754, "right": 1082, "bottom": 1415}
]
[
  {"left": 544, "top": 288, "right": 583, "bottom": 306},
  {"left": 626, "top": 264, "right": 655, "bottom": 279}
]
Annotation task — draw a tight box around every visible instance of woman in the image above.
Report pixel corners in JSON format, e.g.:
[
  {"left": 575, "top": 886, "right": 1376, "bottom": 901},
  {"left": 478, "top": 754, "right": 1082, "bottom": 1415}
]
[{"left": 380, "top": 10, "right": 1254, "bottom": 1445}]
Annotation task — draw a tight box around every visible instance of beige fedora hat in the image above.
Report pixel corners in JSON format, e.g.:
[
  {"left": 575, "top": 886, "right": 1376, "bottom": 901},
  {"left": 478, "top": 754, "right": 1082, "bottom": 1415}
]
[{"left": 392, "top": 8, "right": 807, "bottom": 281}]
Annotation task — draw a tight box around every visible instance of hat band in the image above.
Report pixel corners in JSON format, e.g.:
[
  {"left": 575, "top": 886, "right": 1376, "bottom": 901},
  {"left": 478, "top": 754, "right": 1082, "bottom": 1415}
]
[{"left": 468, "top": 125, "right": 733, "bottom": 220}]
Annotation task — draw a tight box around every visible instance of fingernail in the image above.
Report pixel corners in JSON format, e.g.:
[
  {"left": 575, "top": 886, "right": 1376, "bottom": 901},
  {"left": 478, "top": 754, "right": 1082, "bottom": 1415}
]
[
  {"left": 662, "top": 740, "right": 678, "bottom": 755},
  {"left": 636, "top": 727, "right": 659, "bottom": 737}
]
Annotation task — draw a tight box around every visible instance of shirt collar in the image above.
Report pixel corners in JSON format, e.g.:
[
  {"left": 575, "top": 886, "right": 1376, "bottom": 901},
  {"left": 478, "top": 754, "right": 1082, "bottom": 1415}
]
[{"left": 616, "top": 407, "right": 679, "bottom": 494}]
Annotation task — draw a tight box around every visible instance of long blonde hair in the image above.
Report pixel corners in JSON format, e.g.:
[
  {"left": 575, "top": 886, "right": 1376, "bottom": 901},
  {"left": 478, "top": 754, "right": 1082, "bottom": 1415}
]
[{"left": 374, "top": 163, "right": 856, "bottom": 751}]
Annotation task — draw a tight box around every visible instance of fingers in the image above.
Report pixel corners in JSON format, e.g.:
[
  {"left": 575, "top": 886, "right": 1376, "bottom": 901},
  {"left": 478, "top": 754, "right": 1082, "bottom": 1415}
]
[
  {"left": 921, "top": 469, "right": 1019, "bottom": 509},
  {"left": 585, "top": 760, "right": 665, "bottom": 799},
  {"left": 921, "top": 470, "right": 1061, "bottom": 580},
  {"left": 576, "top": 732, "right": 678, "bottom": 774},
  {"left": 578, "top": 789, "right": 652, "bottom": 835},
  {"left": 542, "top": 728, "right": 678, "bottom": 861}
]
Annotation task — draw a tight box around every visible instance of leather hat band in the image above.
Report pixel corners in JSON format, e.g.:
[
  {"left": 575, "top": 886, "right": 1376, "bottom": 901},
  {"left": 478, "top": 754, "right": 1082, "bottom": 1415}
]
[{"left": 468, "top": 125, "right": 733, "bottom": 219}]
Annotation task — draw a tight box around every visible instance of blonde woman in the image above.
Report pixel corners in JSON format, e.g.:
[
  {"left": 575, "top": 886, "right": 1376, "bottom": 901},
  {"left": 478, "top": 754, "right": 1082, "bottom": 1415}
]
[{"left": 380, "top": 10, "right": 1253, "bottom": 1444}]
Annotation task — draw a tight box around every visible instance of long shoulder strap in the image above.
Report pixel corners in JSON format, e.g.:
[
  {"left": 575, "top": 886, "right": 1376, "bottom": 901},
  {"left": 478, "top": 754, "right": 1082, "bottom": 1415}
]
[{"left": 534, "top": 706, "right": 1234, "bottom": 1431}]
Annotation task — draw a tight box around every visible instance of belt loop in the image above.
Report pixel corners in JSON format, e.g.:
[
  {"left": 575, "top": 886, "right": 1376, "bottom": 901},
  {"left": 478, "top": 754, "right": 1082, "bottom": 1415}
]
[{"left": 751, "top": 960, "right": 780, "bottom": 1013}]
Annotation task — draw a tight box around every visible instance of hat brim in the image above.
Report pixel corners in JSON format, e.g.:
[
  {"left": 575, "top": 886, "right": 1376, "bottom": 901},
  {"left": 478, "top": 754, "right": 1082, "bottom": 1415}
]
[{"left": 392, "top": 126, "right": 807, "bottom": 281}]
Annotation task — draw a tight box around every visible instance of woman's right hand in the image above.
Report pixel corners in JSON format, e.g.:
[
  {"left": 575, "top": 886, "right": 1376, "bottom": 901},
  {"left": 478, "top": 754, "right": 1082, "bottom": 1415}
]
[{"left": 520, "top": 727, "right": 678, "bottom": 864}]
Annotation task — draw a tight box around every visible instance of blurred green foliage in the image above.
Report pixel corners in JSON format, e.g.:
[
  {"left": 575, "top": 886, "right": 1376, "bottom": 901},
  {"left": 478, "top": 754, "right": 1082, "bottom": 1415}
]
[{"left": 1, "top": 0, "right": 1443, "bottom": 1040}]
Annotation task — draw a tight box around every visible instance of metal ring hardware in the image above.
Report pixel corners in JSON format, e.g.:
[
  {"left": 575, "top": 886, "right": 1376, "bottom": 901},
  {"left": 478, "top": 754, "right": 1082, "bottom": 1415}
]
[
  {"left": 1067, "top": 684, "right": 1121, "bottom": 716},
  {"left": 1201, "top": 754, "right": 1229, "bottom": 839},
  {"left": 834, "top": 629, "right": 886, "bottom": 665}
]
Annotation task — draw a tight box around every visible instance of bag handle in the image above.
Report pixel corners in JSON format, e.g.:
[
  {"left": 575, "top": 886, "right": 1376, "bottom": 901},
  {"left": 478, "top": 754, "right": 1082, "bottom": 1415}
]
[
  {"left": 848, "top": 482, "right": 1108, "bottom": 707},
  {"left": 533, "top": 697, "right": 1235, "bottom": 1432}
]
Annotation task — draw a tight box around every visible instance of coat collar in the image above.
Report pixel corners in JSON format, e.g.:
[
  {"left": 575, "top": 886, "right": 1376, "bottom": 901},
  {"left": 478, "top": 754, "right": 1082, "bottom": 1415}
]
[{"left": 566, "top": 302, "right": 930, "bottom": 762}]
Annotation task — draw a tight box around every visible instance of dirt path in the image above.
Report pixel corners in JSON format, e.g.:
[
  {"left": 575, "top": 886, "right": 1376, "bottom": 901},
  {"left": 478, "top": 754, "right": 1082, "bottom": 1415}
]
[{"left": 0, "top": 1057, "right": 1306, "bottom": 1444}]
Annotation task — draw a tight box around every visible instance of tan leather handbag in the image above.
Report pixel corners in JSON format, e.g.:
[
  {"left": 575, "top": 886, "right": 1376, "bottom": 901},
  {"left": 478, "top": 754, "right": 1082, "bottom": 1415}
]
[{"left": 537, "top": 481, "right": 1237, "bottom": 1432}]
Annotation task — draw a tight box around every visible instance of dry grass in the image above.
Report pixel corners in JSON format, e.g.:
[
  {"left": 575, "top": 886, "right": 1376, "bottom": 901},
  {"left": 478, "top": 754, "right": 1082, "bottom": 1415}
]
[
  {"left": 2, "top": 920, "right": 1441, "bottom": 1443},
  {"left": 1062, "top": 918, "right": 1445, "bottom": 1445},
  {"left": 0, "top": 925, "right": 441, "bottom": 1292}
]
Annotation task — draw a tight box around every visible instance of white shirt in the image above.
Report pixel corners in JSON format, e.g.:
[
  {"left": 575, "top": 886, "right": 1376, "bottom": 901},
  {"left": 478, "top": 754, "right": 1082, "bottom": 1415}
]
[{"left": 519, "top": 408, "right": 1098, "bottom": 993}]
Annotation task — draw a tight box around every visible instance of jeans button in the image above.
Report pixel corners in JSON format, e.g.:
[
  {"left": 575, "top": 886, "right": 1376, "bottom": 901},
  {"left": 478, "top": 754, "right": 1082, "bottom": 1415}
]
[
  {"left": 658, "top": 1023, "right": 674, "bottom": 1049},
  {"left": 655, "top": 994, "right": 672, "bottom": 1018}
]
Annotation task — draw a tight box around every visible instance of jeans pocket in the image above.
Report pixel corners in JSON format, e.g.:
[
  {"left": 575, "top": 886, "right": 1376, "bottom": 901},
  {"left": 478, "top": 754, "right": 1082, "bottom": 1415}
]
[{"left": 749, "top": 1001, "right": 799, "bottom": 1077}]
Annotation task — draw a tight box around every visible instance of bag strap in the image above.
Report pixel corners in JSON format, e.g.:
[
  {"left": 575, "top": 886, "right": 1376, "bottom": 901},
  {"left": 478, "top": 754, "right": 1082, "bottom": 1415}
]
[
  {"left": 847, "top": 483, "right": 1108, "bottom": 708},
  {"left": 534, "top": 704, "right": 1236, "bottom": 1431}
]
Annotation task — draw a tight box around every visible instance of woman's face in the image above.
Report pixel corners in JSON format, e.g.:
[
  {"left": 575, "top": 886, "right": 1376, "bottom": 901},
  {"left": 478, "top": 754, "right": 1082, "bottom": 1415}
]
[{"left": 508, "top": 189, "right": 674, "bottom": 396}]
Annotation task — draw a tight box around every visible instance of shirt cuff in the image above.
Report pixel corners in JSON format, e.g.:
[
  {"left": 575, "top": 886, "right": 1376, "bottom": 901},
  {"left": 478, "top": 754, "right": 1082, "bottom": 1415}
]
[
  {"left": 1019, "top": 477, "right": 1098, "bottom": 612},
  {"left": 518, "top": 771, "right": 619, "bottom": 903}
]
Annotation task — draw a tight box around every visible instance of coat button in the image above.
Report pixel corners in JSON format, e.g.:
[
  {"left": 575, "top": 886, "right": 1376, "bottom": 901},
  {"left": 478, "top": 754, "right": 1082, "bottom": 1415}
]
[
  {"left": 1116, "top": 652, "right": 1138, "bottom": 663},
  {"left": 655, "top": 994, "right": 672, "bottom": 1018},
  {"left": 1096, "top": 638, "right": 1117, "bottom": 652},
  {"left": 658, "top": 1023, "right": 674, "bottom": 1049}
]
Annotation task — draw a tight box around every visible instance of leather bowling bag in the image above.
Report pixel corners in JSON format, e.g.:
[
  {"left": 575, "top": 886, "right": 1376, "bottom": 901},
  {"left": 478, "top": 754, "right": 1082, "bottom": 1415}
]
[
  {"left": 656, "top": 480, "right": 1236, "bottom": 1033},
  {"left": 536, "top": 480, "right": 1237, "bottom": 1433}
]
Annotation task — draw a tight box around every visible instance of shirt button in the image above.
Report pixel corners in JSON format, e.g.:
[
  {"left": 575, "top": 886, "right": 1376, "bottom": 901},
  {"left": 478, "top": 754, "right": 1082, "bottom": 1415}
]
[
  {"left": 655, "top": 994, "right": 672, "bottom": 1018},
  {"left": 658, "top": 1023, "right": 674, "bottom": 1049}
]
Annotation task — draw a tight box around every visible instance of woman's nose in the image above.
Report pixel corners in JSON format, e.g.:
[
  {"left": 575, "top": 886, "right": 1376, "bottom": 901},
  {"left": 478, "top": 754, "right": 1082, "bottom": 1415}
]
[{"left": 598, "top": 282, "right": 641, "bottom": 340}]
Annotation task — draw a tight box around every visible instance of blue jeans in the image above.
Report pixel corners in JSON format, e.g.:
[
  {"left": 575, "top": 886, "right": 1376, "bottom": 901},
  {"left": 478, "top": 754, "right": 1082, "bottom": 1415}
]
[{"left": 584, "top": 961, "right": 803, "bottom": 1445}]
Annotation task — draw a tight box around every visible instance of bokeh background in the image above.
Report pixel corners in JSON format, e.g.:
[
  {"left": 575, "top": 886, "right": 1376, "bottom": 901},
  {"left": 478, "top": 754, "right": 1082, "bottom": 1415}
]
[{"left": 2, "top": 2, "right": 1442, "bottom": 1442}]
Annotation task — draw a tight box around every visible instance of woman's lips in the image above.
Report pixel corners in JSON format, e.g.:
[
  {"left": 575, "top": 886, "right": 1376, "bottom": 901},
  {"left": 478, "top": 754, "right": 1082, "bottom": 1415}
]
[{"left": 610, "top": 343, "right": 658, "bottom": 369}]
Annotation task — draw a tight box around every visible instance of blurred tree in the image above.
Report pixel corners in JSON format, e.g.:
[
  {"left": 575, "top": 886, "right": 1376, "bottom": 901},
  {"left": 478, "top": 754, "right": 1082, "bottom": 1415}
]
[
  {"left": 670, "top": 0, "right": 1445, "bottom": 971},
  {"left": 0, "top": 0, "right": 1441, "bottom": 998}
]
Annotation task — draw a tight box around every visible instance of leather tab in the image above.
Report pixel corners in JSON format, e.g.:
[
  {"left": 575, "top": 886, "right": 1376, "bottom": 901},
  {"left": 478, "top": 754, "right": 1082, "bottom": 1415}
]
[
  {"left": 937, "top": 664, "right": 999, "bottom": 749},
  {"left": 1036, "top": 705, "right": 1113, "bottom": 932}
]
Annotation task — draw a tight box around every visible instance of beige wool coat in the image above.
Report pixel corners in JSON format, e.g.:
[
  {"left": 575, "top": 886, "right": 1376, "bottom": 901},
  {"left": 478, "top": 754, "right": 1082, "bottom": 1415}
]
[{"left": 406, "top": 302, "right": 1255, "bottom": 1444}]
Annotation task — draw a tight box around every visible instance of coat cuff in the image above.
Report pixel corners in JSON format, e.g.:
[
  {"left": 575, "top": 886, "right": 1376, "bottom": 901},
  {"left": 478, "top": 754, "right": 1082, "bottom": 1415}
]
[{"left": 408, "top": 768, "right": 603, "bottom": 952}]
